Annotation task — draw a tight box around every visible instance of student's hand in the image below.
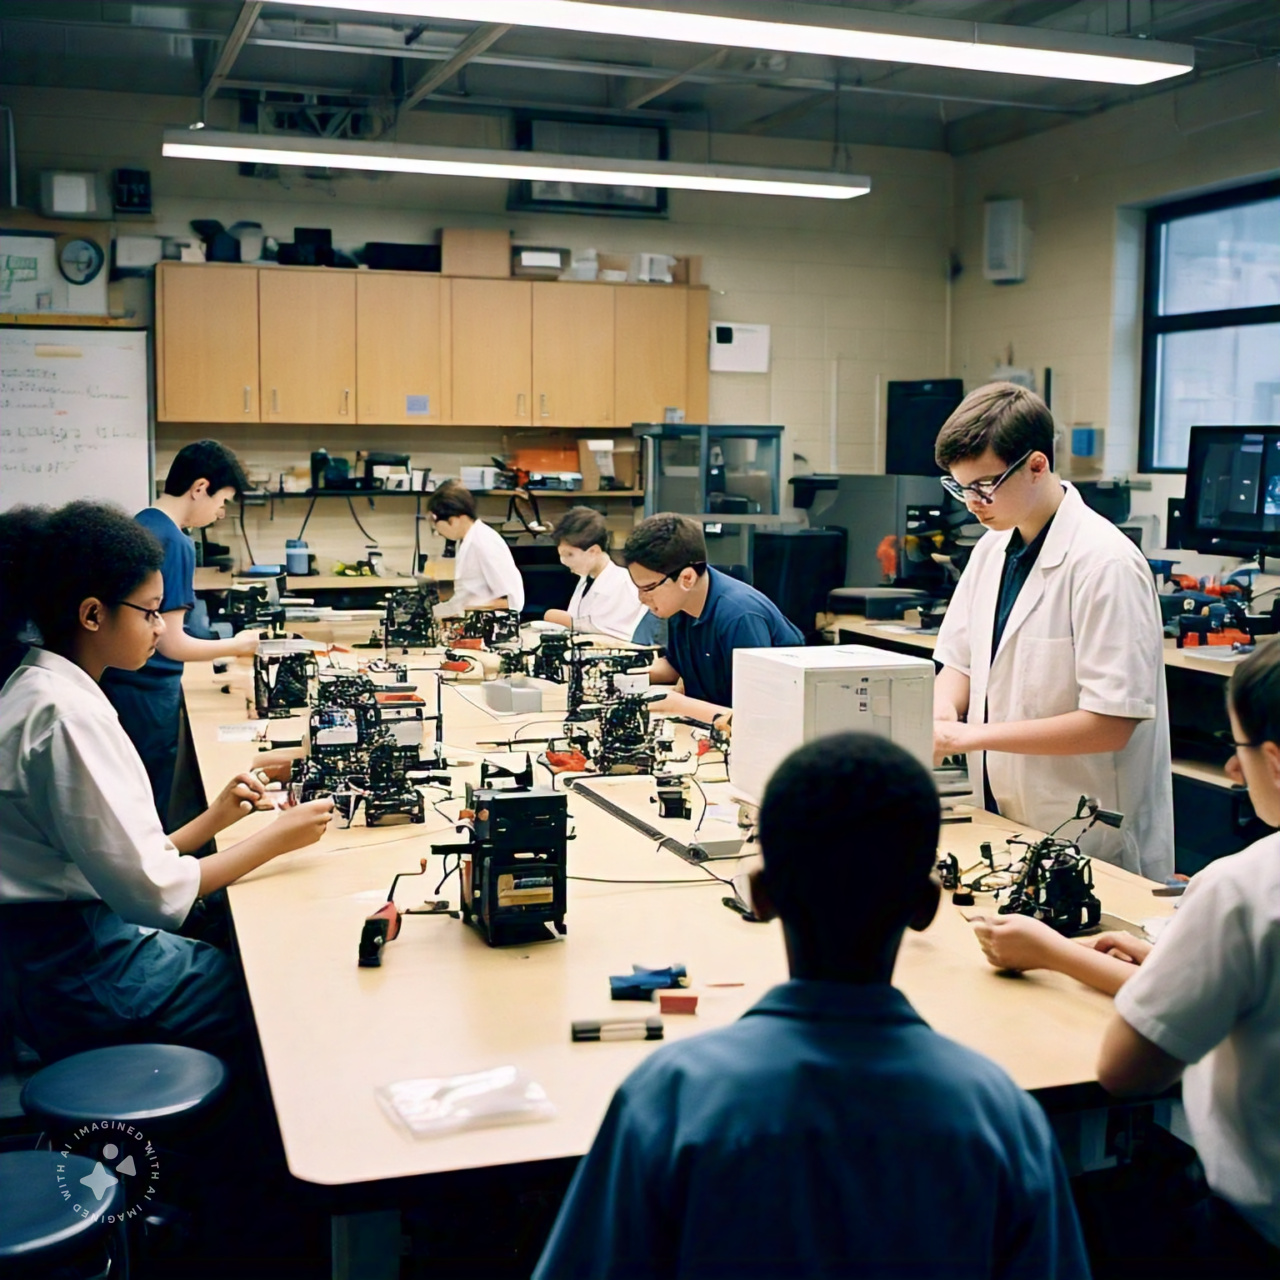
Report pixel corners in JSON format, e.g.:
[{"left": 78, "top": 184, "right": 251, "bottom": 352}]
[
  {"left": 1079, "top": 931, "right": 1152, "bottom": 966},
  {"left": 934, "top": 718, "right": 975, "bottom": 765},
  {"left": 972, "top": 914, "right": 1067, "bottom": 973},
  {"left": 270, "top": 797, "right": 334, "bottom": 851},
  {"left": 230, "top": 630, "right": 261, "bottom": 658},
  {"left": 208, "top": 771, "right": 268, "bottom": 828}
]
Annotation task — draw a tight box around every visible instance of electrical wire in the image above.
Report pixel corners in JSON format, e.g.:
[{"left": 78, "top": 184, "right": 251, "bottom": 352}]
[
  {"left": 568, "top": 875, "right": 719, "bottom": 886},
  {"left": 513, "top": 718, "right": 570, "bottom": 740},
  {"left": 689, "top": 773, "right": 709, "bottom": 834},
  {"left": 346, "top": 496, "right": 379, "bottom": 546}
]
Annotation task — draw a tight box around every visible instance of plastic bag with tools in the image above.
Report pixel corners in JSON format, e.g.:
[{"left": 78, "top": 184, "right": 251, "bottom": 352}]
[{"left": 377, "top": 1065, "right": 555, "bottom": 1138}]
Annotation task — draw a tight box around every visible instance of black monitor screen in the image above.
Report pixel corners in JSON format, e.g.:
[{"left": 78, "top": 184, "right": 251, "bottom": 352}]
[
  {"left": 1185, "top": 426, "right": 1280, "bottom": 552},
  {"left": 885, "top": 379, "right": 963, "bottom": 477}
]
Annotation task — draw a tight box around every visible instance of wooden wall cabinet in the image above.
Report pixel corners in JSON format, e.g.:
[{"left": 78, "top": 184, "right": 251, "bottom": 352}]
[
  {"left": 356, "top": 274, "right": 449, "bottom": 425},
  {"left": 259, "top": 270, "right": 356, "bottom": 425},
  {"left": 156, "top": 264, "right": 709, "bottom": 431},
  {"left": 451, "top": 278, "right": 532, "bottom": 426},
  {"left": 615, "top": 287, "right": 690, "bottom": 427},
  {"left": 156, "top": 263, "right": 260, "bottom": 422},
  {"left": 532, "top": 282, "right": 615, "bottom": 427}
]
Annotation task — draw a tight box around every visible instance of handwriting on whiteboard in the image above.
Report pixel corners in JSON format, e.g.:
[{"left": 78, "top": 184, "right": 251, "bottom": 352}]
[{"left": 0, "top": 328, "right": 149, "bottom": 514}]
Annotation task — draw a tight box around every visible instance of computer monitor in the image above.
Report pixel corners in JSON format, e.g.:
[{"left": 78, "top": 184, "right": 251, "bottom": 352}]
[
  {"left": 1184, "top": 426, "right": 1280, "bottom": 555},
  {"left": 885, "top": 379, "right": 964, "bottom": 477}
]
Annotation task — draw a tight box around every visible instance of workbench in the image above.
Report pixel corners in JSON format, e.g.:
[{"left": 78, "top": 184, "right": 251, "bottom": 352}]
[{"left": 183, "top": 641, "right": 1176, "bottom": 1278}]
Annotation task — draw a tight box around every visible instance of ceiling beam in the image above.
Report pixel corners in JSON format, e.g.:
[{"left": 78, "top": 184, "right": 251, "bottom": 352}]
[
  {"left": 741, "top": 91, "right": 832, "bottom": 135},
  {"left": 246, "top": 36, "right": 1088, "bottom": 115},
  {"left": 625, "top": 48, "right": 729, "bottom": 110},
  {"left": 202, "top": 1, "right": 262, "bottom": 120},
  {"left": 400, "top": 22, "right": 511, "bottom": 116}
]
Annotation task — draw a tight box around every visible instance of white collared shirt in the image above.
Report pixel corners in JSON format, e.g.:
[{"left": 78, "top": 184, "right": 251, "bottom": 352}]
[
  {"left": 451, "top": 519, "right": 525, "bottom": 613},
  {"left": 1115, "top": 832, "right": 1280, "bottom": 1245},
  {"left": 0, "top": 648, "right": 200, "bottom": 928},
  {"left": 566, "top": 560, "right": 648, "bottom": 642}
]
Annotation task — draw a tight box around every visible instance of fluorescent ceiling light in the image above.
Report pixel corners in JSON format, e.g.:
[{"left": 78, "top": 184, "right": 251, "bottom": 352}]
[
  {"left": 162, "top": 130, "right": 870, "bottom": 199},
  {"left": 286, "top": 0, "right": 1193, "bottom": 86}
]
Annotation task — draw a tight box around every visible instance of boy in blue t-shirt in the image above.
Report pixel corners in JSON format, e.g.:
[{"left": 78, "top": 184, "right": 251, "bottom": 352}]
[
  {"left": 623, "top": 512, "right": 802, "bottom": 723},
  {"left": 535, "top": 733, "right": 1090, "bottom": 1280},
  {"left": 102, "top": 440, "right": 259, "bottom": 824}
]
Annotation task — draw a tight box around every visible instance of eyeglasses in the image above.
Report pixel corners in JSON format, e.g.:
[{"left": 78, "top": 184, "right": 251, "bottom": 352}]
[
  {"left": 940, "top": 450, "right": 1033, "bottom": 505},
  {"left": 634, "top": 563, "right": 704, "bottom": 595},
  {"left": 116, "top": 600, "right": 163, "bottom": 626},
  {"left": 1213, "top": 728, "right": 1257, "bottom": 751}
]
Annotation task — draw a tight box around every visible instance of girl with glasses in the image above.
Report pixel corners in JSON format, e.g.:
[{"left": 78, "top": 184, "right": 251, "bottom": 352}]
[{"left": 0, "top": 501, "right": 333, "bottom": 1067}]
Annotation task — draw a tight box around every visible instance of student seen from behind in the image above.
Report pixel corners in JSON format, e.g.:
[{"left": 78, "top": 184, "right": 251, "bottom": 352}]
[
  {"left": 973, "top": 640, "right": 1280, "bottom": 1275},
  {"left": 534, "top": 732, "right": 1089, "bottom": 1280},
  {"left": 101, "top": 438, "right": 261, "bottom": 824}
]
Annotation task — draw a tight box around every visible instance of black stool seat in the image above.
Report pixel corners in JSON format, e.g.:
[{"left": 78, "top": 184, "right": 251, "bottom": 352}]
[
  {"left": 20, "top": 1044, "right": 227, "bottom": 1129},
  {"left": 0, "top": 1150, "right": 122, "bottom": 1264}
]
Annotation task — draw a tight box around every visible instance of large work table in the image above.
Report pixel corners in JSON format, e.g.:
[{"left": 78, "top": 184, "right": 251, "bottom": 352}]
[{"left": 184, "top": 648, "right": 1174, "bottom": 1200}]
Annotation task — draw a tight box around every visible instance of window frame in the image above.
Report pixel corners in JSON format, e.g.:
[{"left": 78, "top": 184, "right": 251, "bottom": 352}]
[{"left": 1138, "top": 177, "right": 1280, "bottom": 474}]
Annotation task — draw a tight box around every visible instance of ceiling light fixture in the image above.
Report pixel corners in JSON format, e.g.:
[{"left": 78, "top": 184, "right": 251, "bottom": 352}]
[
  {"left": 283, "top": 0, "right": 1193, "bottom": 86},
  {"left": 161, "top": 130, "right": 871, "bottom": 199}
]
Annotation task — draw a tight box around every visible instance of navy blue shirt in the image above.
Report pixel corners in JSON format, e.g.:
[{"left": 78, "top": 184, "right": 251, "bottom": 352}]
[
  {"left": 991, "top": 514, "right": 1055, "bottom": 662},
  {"left": 535, "top": 981, "right": 1090, "bottom": 1280},
  {"left": 102, "top": 507, "right": 195, "bottom": 690},
  {"left": 665, "top": 568, "right": 803, "bottom": 709}
]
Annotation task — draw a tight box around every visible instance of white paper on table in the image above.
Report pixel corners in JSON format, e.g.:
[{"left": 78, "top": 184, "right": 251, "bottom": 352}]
[{"left": 218, "top": 721, "right": 268, "bottom": 743}]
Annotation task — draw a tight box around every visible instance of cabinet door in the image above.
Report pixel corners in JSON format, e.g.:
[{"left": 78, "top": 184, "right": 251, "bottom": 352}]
[
  {"left": 614, "top": 287, "right": 689, "bottom": 427},
  {"left": 157, "top": 264, "right": 259, "bottom": 422},
  {"left": 532, "top": 282, "right": 614, "bottom": 427},
  {"left": 356, "top": 274, "right": 448, "bottom": 425},
  {"left": 451, "top": 279, "right": 531, "bottom": 426},
  {"left": 259, "top": 270, "right": 356, "bottom": 424}
]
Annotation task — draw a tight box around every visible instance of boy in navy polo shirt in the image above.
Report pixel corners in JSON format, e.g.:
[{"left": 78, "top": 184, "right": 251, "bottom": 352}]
[
  {"left": 534, "top": 733, "right": 1090, "bottom": 1280},
  {"left": 624, "top": 512, "right": 801, "bottom": 722},
  {"left": 102, "top": 440, "right": 260, "bottom": 825}
]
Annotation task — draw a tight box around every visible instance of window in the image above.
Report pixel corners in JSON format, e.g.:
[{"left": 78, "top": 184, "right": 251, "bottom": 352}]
[{"left": 1140, "top": 179, "right": 1280, "bottom": 472}]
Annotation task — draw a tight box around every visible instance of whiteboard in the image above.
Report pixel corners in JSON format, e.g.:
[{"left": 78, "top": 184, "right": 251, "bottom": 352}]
[{"left": 0, "top": 327, "right": 151, "bottom": 515}]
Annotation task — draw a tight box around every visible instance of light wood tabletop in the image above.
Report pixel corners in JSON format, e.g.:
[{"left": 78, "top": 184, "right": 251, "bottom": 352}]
[{"left": 185, "top": 652, "right": 1173, "bottom": 1189}]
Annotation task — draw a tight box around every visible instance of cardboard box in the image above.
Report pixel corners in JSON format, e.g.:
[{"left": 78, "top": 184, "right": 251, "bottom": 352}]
[
  {"left": 440, "top": 228, "right": 511, "bottom": 278},
  {"left": 578, "top": 437, "right": 640, "bottom": 493},
  {"left": 595, "top": 253, "right": 700, "bottom": 285}
]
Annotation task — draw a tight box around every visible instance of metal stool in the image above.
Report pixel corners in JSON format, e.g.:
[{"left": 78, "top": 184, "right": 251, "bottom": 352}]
[
  {"left": 19, "top": 1045, "right": 228, "bottom": 1273},
  {"left": 19, "top": 1044, "right": 227, "bottom": 1137},
  {"left": 0, "top": 1149, "right": 125, "bottom": 1278}
]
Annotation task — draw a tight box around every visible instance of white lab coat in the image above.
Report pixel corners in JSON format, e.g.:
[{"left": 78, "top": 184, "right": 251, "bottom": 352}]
[
  {"left": 447, "top": 518, "right": 525, "bottom": 614},
  {"left": 935, "top": 483, "right": 1173, "bottom": 880},
  {"left": 565, "top": 560, "right": 648, "bottom": 642}
]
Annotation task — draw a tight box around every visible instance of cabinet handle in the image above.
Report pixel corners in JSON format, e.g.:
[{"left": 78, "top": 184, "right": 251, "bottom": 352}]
[
  {"left": 342, "top": 388, "right": 350, "bottom": 415},
  {"left": 271, "top": 388, "right": 279, "bottom": 414},
  {"left": 540, "top": 393, "right": 549, "bottom": 419},
  {"left": 243, "top": 386, "right": 251, "bottom": 414},
  {"left": 517, "top": 393, "right": 526, "bottom": 417}
]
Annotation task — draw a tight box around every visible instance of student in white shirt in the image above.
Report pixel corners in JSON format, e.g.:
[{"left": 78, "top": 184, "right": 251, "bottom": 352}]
[
  {"left": 0, "top": 501, "right": 333, "bottom": 1065},
  {"left": 542, "top": 506, "right": 653, "bottom": 643},
  {"left": 427, "top": 482, "right": 525, "bottom": 617},
  {"left": 932, "top": 382, "right": 1173, "bottom": 879},
  {"left": 971, "top": 641, "right": 1280, "bottom": 1273}
]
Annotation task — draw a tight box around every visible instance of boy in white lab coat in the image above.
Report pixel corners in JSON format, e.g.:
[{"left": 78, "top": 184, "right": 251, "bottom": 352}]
[{"left": 932, "top": 382, "right": 1173, "bottom": 879}]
